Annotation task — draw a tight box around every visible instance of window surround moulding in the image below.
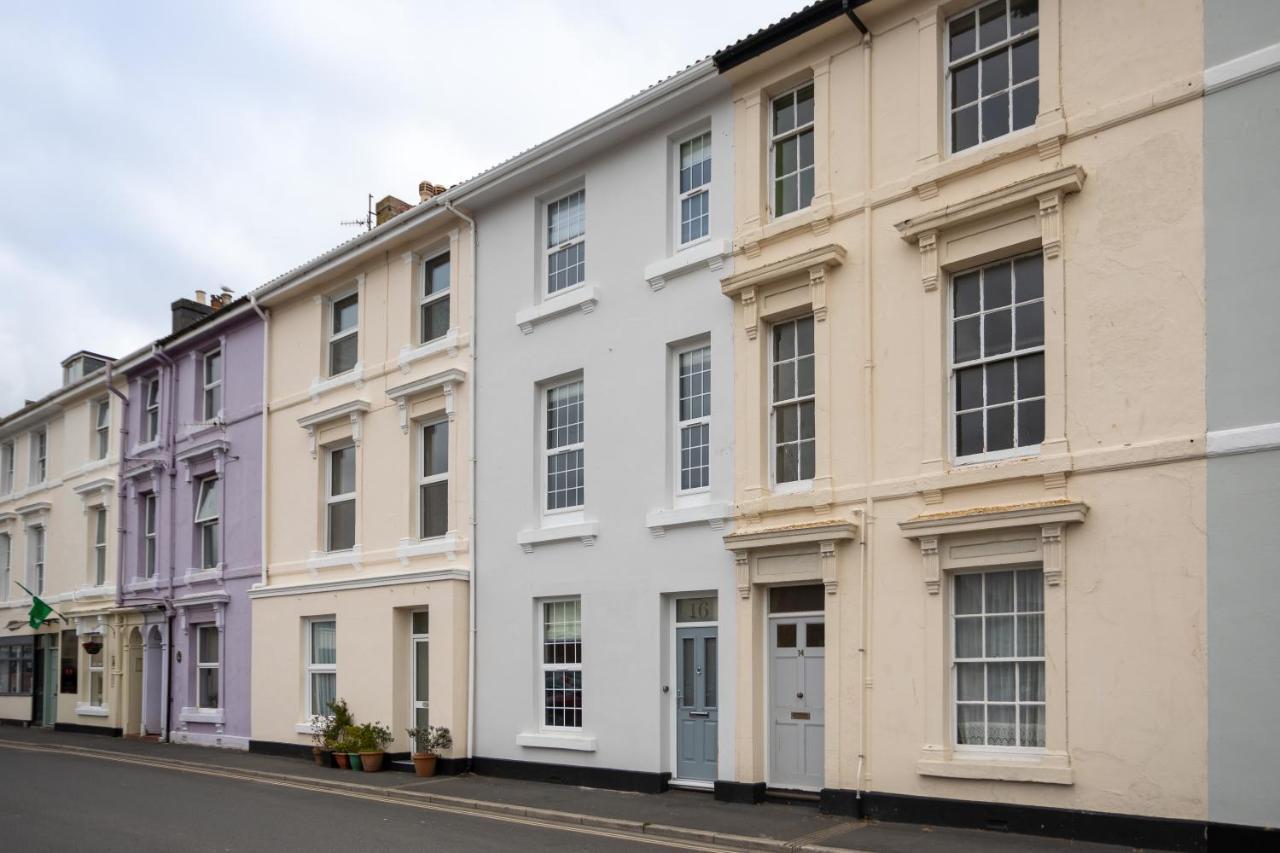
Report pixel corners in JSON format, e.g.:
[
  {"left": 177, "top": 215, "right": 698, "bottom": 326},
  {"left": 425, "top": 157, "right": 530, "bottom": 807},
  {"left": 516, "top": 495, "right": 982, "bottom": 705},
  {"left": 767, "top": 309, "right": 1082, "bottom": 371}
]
[
  {"left": 386, "top": 368, "right": 466, "bottom": 433},
  {"left": 723, "top": 518, "right": 857, "bottom": 599},
  {"left": 516, "top": 520, "right": 599, "bottom": 553},
  {"left": 644, "top": 239, "right": 732, "bottom": 292},
  {"left": 14, "top": 501, "right": 52, "bottom": 520},
  {"left": 645, "top": 501, "right": 732, "bottom": 537},
  {"left": 72, "top": 477, "right": 114, "bottom": 513},
  {"left": 720, "top": 243, "right": 845, "bottom": 340},
  {"left": 174, "top": 438, "right": 230, "bottom": 483},
  {"left": 516, "top": 283, "right": 598, "bottom": 335},
  {"left": 174, "top": 590, "right": 228, "bottom": 637},
  {"left": 297, "top": 400, "right": 371, "bottom": 458}
]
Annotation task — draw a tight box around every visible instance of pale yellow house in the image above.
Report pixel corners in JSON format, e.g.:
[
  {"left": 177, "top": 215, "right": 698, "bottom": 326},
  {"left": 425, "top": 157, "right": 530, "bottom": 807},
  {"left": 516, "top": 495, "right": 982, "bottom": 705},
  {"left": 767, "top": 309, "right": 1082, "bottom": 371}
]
[
  {"left": 0, "top": 352, "right": 126, "bottom": 736},
  {"left": 714, "top": 0, "right": 1208, "bottom": 837},
  {"left": 250, "top": 190, "right": 472, "bottom": 763}
]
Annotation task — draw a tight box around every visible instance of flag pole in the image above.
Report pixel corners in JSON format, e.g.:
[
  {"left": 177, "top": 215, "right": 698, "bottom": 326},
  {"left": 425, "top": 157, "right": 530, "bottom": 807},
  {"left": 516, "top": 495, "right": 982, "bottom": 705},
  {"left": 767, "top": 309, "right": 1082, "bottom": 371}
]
[{"left": 13, "top": 581, "right": 70, "bottom": 623}]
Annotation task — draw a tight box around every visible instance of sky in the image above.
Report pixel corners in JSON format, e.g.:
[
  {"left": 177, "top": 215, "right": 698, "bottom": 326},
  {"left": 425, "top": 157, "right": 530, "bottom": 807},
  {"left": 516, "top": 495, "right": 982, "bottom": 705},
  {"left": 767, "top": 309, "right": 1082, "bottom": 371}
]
[{"left": 0, "top": 0, "right": 800, "bottom": 414}]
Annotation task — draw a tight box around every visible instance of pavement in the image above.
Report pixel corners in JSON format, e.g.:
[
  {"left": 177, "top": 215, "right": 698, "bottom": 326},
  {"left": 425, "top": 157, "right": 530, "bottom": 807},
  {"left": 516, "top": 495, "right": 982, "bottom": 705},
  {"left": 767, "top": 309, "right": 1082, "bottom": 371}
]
[{"left": 0, "top": 726, "right": 1140, "bottom": 852}]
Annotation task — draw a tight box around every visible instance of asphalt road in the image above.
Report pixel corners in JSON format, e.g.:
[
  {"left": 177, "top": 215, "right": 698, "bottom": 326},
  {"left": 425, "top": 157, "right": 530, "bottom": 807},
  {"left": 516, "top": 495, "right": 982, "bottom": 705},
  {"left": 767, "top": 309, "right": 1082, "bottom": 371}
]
[{"left": 0, "top": 747, "right": 693, "bottom": 852}]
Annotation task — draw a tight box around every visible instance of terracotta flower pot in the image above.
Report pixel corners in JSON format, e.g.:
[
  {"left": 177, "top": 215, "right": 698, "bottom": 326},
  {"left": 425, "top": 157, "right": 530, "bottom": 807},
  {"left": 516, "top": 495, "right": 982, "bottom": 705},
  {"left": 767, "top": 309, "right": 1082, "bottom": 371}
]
[
  {"left": 334, "top": 752, "right": 350, "bottom": 769},
  {"left": 411, "top": 752, "right": 437, "bottom": 777},
  {"left": 359, "top": 751, "right": 385, "bottom": 772},
  {"left": 313, "top": 748, "right": 333, "bottom": 767},
  {"left": 348, "top": 752, "right": 363, "bottom": 771}
]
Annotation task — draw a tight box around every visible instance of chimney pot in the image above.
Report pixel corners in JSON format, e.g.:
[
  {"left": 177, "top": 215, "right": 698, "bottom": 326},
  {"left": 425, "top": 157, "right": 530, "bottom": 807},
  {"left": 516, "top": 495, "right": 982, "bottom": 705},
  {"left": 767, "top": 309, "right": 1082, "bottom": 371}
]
[
  {"left": 418, "top": 181, "right": 447, "bottom": 203},
  {"left": 195, "top": 290, "right": 207, "bottom": 305}
]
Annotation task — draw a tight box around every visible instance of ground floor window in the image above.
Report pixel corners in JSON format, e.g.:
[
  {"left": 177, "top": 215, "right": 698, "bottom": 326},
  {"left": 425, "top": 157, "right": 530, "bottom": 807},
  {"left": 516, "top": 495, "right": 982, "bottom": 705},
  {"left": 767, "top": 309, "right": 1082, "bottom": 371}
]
[
  {"left": 541, "top": 598, "right": 582, "bottom": 729},
  {"left": 196, "top": 625, "right": 220, "bottom": 709},
  {"left": 0, "top": 641, "right": 33, "bottom": 694},
  {"left": 87, "top": 644, "right": 105, "bottom": 707},
  {"left": 307, "top": 618, "right": 336, "bottom": 717}
]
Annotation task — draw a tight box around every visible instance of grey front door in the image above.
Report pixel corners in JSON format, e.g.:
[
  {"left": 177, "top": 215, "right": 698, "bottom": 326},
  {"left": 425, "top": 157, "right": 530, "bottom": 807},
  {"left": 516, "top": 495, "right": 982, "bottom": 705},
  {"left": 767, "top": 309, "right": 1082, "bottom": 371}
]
[
  {"left": 769, "top": 616, "right": 825, "bottom": 790},
  {"left": 676, "top": 626, "right": 718, "bottom": 781}
]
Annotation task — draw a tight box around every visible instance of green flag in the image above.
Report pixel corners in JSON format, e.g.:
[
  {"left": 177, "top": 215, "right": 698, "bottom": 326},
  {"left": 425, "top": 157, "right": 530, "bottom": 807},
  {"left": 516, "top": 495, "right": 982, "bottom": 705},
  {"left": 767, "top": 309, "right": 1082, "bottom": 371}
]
[{"left": 14, "top": 582, "right": 54, "bottom": 629}]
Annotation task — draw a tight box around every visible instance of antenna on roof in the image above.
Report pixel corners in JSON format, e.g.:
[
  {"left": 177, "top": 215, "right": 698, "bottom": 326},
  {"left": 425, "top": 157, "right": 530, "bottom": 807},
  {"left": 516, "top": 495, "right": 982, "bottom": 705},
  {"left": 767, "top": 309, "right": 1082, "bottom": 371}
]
[{"left": 340, "top": 193, "right": 374, "bottom": 232}]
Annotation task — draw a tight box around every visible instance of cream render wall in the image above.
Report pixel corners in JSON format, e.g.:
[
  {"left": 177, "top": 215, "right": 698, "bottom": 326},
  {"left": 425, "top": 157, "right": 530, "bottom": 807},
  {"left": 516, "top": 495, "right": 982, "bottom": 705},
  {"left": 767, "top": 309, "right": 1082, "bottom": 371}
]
[{"left": 721, "top": 0, "right": 1206, "bottom": 821}]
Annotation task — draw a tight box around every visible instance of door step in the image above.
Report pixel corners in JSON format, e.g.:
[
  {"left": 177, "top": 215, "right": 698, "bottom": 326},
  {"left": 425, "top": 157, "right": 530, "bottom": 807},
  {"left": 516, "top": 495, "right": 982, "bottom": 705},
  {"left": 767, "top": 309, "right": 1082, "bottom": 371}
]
[
  {"left": 764, "top": 788, "right": 821, "bottom": 805},
  {"left": 668, "top": 779, "right": 714, "bottom": 792}
]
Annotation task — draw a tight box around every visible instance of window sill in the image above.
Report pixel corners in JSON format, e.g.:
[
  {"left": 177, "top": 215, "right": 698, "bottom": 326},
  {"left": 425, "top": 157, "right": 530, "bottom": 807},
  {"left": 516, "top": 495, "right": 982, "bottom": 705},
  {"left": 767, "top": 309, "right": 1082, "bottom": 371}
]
[
  {"left": 396, "top": 534, "right": 465, "bottom": 565},
  {"left": 644, "top": 240, "right": 731, "bottom": 291},
  {"left": 397, "top": 329, "right": 464, "bottom": 372},
  {"left": 516, "top": 731, "right": 597, "bottom": 752},
  {"left": 646, "top": 502, "right": 731, "bottom": 537},
  {"left": 516, "top": 283, "right": 598, "bottom": 334},
  {"left": 180, "top": 707, "right": 226, "bottom": 725},
  {"left": 71, "top": 584, "right": 116, "bottom": 601},
  {"left": 132, "top": 439, "right": 161, "bottom": 455},
  {"left": 309, "top": 364, "right": 365, "bottom": 402},
  {"left": 953, "top": 445, "right": 1041, "bottom": 467},
  {"left": 917, "top": 752, "right": 1073, "bottom": 785},
  {"left": 516, "top": 521, "right": 599, "bottom": 553},
  {"left": 182, "top": 565, "right": 225, "bottom": 585},
  {"left": 294, "top": 722, "right": 321, "bottom": 735},
  {"left": 306, "top": 546, "right": 363, "bottom": 572},
  {"left": 75, "top": 704, "right": 110, "bottom": 717},
  {"left": 126, "top": 577, "right": 159, "bottom": 593}
]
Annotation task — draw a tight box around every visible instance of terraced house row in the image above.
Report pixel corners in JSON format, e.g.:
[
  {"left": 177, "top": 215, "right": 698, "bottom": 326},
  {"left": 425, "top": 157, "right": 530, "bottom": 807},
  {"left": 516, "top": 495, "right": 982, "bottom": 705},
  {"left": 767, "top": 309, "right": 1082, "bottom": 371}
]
[{"left": 1, "top": 1, "right": 1276, "bottom": 848}]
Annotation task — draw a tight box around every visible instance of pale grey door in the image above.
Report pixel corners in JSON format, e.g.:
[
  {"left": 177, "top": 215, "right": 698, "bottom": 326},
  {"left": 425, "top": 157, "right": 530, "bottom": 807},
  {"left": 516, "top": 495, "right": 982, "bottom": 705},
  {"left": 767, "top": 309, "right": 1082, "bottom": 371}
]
[
  {"left": 676, "top": 626, "right": 718, "bottom": 781},
  {"left": 769, "top": 616, "right": 825, "bottom": 790}
]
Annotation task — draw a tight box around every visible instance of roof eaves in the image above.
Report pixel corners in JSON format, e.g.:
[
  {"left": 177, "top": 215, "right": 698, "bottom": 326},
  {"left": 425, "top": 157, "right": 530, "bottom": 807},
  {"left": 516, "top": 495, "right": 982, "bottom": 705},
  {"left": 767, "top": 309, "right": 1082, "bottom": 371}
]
[{"left": 713, "top": 0, "right": 869, "bottom": 73}]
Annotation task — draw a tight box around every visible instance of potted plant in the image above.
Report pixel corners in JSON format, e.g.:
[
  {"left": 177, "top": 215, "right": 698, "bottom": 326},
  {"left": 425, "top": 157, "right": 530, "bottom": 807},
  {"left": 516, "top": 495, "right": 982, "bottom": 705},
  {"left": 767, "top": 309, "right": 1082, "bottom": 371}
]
[
  {"left": 307, "top": 715, "right": 332, "bottom": 767},
  {"left": 405, "top": 725, "right": 452, "bottom": 777},
  {"left": 344, "top": 727, "right": 363, "bottom": 771},
  {"left": 331, "top": 729, "right": 350, "bottom": 769},
  {"left": 357, "top": 721, "right": 393, "bottom": 772},
  {"left": 321, "top": 698, "right": 354, "bottom": 768}
]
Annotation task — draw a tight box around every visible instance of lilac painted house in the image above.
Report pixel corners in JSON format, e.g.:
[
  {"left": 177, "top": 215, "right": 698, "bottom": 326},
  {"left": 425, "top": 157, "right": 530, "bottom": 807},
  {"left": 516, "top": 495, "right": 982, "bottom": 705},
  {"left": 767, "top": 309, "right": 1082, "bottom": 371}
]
[{"left": 115, "top": 293, "right": 262, "bottom": 749}]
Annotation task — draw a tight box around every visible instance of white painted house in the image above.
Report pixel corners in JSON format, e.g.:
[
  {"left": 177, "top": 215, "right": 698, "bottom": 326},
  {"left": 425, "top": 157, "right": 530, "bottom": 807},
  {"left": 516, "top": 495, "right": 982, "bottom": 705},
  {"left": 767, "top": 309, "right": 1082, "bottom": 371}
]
[{"left": 467, "top": 62, "right": 737, "bottom": 792}]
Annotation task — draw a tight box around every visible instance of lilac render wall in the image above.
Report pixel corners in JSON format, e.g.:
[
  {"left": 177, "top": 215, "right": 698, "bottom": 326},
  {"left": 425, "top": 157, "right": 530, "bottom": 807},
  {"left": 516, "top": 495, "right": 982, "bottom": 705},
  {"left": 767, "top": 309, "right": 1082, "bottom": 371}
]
[{"left": 118, "top": 308, "right": 262, "bottom": 743}]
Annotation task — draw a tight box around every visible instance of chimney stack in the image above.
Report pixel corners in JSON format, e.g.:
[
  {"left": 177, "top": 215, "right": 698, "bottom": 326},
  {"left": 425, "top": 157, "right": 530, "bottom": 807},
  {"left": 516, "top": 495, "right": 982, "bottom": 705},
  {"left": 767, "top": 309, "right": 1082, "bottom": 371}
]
[
  {"left": 171, "top": 296, "right": 214, "bottom": 333},
  {"left": 375, "top": 195, "right": 413, "bottom": 226},
  {"left": 419, "top": 180, "right": 446, "bottom": 203}
]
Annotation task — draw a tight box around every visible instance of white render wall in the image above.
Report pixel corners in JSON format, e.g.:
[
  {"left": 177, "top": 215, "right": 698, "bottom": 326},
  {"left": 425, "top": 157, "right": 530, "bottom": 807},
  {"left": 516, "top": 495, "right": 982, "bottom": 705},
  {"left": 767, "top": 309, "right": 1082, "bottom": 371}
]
[{"left": 472, "top": 84, "right": 737, "bottom": 780}]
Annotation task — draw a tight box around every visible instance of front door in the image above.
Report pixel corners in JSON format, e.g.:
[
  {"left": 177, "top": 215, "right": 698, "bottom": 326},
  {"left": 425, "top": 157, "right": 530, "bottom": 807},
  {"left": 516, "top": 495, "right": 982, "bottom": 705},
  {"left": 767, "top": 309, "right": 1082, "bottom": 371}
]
[
  {"left": 769, "top": 616, "right": 825, "bottom": 790},
  {"left": 676, "top": 626, "right": 718, "bottom": 781},
  {"left": 33, "top": 634, "right": 57, "bottom": 726},
  {"left": 410, "top": 611, "right": 429, "bottom": 750}
]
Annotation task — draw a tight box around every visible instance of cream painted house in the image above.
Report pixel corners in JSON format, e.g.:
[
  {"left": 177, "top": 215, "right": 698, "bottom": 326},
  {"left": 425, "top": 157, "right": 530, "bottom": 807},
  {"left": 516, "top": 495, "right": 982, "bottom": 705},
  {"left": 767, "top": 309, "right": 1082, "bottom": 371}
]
[
  {"left": 0, "top": 352, "right": 125, "bottom": 735},
  {"left": 713, "top": 0, "right": 1210, "bottom": 844},
  {"left": 250, "top": 191, "right": 473, "bottom": 764}
]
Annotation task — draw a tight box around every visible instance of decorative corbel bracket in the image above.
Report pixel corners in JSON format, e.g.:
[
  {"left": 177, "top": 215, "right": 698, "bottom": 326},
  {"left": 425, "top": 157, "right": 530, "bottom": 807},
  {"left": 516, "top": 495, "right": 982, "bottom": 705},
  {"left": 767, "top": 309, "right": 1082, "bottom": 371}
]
[{"left": 297, "top": 400, "right": 372, "bottom": 459}]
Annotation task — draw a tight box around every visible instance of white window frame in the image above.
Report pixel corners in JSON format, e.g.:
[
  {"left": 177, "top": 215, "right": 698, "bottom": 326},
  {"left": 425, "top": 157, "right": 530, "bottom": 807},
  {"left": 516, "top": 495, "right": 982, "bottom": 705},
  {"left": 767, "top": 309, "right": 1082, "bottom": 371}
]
[
  {"left": 768, "top": 81, "right": 816, "bottom": 220},
  {"left": 542, "top": 378, "right": 585, "bottom": 520},
  {"left": 144, "top": 376, "right": 160, "bottom": 443},
  {"left": 143, "top": 493, "right": 158, "bottom": 579},
  {"left": 949, "top": 251, "right": 1045, "bottom": 464},
  {"left": 0, "top": 441, "right": 13, "bottom": 493},
  {"left": 194, "top": 476, "right": 220, "bottom": 570},
  {"left": 202, "top": 348, "right": 223, "bottom": 421},
  {"left": 29, "top": 428, "right": 47, "bottom": 484},
  {"left": 674, "top": 343, "right": 711, "bottom": 502},
  {"left": 305, "top": 617, "right": 337, "bottom": 719},
  {"left": 327, "top": 289, "right": 359, "bottom": 377},
  {"left": 540, "top": 597, "right": 583, "bottom": 731},
  {"left": 0, "top": 533, "right": 10, "bottom": 602},
  {"left": 92, "top": 507, "right": 108, "bottom": 586},
  {"left": 325, "top": 444, "right": 357, "bottom": 553},
  {"left": 944, "top": 0, "right": 1040, "bottom": 156},
  {"left": 675, "top": 131, "right": 712, "bottom": 248},
  {"left": 420, "top": 251, "right": 452, "bottom": 345},
  {"left": 951, "top": 566, "right": 1046, "bottom": 754},
  {"left": 544, "top": 189, "right": 586, "bottom": 297},
  {"left": 769, "top": 316, "right": 816, "bottom": 492},
  {"left": 94, "top": 398, "right": 110, "bottom": 460},
  {"left": 196, "top": 624, "right": 220, "bottom": 710},
  {"left": 418, "top": 419, "right": 449, "bottom": 540},
  {"left": 87, "top": 643, "right": 105, "bottom": 708},
  {"left": 28, "top": 525, "right": 45, "bottom": 595}
]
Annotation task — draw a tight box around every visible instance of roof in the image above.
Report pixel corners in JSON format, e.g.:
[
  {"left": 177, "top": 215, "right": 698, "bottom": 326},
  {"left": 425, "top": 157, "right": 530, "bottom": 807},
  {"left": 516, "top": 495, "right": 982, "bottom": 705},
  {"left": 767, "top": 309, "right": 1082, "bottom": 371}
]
[
  {"left": 60, "top": 350, "right": 114, "bottom": 367},
  {"left": 713, "top": 0, "right": 869, "bottom": 73}
]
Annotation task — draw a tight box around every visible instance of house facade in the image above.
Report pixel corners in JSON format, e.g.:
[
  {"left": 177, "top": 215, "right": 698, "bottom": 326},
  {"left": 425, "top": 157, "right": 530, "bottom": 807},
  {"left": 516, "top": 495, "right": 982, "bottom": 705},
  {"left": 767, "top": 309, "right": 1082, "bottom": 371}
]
[
  {"left": 712, "top": 0, "right": 1213, "bottom": 844},
  {"left": 114, "top": 295, "right": 263, "bottom": 749},
  {"left": 0, "top": 351, "right": 124, "bottom": 735},
  {"left": 468, "top": 65, "right": 737, "bottom": 791},
  {"left": 250, "top": 191, "right": 473, "bottom": 765}
]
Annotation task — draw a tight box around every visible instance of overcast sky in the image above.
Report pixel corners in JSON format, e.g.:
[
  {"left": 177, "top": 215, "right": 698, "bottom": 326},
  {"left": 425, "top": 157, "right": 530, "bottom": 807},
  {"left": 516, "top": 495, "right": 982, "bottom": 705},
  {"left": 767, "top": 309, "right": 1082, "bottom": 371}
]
[{"left": 0, "top": 0, "right": 797, "bottom": 413}]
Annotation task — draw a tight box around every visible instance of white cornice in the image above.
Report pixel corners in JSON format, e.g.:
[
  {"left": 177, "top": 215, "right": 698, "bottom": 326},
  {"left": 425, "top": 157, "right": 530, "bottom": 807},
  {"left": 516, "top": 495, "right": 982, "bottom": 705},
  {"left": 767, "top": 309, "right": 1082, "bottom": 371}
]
[
  {"left": 1205, "top": 40, "right": 1280, "bottom": 95},
  {"left": 248, "top": 566, "right": 469, "bottom": 599},
  {"left": 1207, "top": 421, "right": 1280, "bottom": 458},
  {"left": 895, "top": 166, "right": 1086, "bottom": 244}
]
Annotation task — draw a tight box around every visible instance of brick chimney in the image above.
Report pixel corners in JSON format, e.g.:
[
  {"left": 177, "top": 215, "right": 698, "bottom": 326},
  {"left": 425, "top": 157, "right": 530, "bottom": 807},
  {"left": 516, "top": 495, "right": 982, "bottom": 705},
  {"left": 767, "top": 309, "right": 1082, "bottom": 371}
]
[
  {"left": 375, "top": 195, "right": 413, "bottom": 226},
  {"left": 172, "top": 296, "right": 214, "bottom": 333},
  {"left": 419, "top": 181, "right": 447, "bottom": 203}
]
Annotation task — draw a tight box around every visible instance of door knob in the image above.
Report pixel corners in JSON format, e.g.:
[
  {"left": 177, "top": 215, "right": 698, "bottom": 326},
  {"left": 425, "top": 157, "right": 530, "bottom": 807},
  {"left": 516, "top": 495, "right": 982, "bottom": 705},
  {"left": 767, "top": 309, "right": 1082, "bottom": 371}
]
[{"left": 796, "top": 692, "right": 804, "bottom": 699}]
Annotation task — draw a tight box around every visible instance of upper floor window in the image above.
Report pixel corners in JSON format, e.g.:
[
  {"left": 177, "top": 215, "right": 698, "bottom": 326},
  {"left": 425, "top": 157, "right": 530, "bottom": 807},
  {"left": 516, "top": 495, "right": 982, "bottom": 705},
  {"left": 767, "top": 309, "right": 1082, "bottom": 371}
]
[
  {"left": 0, "top": 533, "right": 10, "bottom": 601},
  {"left": 326, "top": 445, "right": 356, "bottom": 552},
  {"left": 329, "top": 292, "right": 359, "bottom": 376},
  {"left": 678, "top": 132, "right": 712, "bottom": 245},
  {"left": 203, "top": 349, "right": 223, "bottom": 420},
  {"left": 419, "top": 420, "right": 449, "bottom": 539},
  {"left": 546, "top": 190, "right": 586, "bottom": 295},
  {"left": 196, "top": 624, "right": 220, "bottom": 710},
  {"left": 771, "top": 317, "right": 815, "bottom": 486},
  {"left": 94, "top": 399, "right": 110, "bottom": 460},
  {"left": 544, "top": 380, "right": 585, "bottom": 513},
  {"left": 194, "top": 476, "right": 220, "bottom": 569},
  {"left": 0, "top": 441, "right": 13, "bottom": 493},
  {"left": 952, "top": 252, "right": 1044, "bottom": 460},
  {"left": 421, "top": 253, "right": 451, "bottom": 344},
  {"left": 144, "top": 376, "right": 160, "bottom": 442},
  {"left": 28, "top": 526, "right": 45, "bottom": 595},
  {"left": 676, "top": 345, "right": 711, "bottom": 493},
  {"left": 29, "top": 428, "right": 47, "bottom": 484},
  {"left": 770, "top": 82, "right": 815, "bottom": 218},
  {"left": 953, "top": 568, "right": 1045, "bottom": 749},
  {"left": 143, "top": 493, "right": 158, "bottom": 578},
  {"left": 947, "top": 0, "right": 1039, "bottom": 153},
  {"left": 92, "top": 507, "right": 108, "bottom": 586}
]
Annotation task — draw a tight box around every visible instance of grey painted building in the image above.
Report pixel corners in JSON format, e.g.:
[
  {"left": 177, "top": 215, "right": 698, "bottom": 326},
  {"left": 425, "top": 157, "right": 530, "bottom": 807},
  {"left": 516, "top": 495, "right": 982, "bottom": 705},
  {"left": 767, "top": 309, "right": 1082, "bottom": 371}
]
[{"left": 1204, "top": 0, "right": 1280, "bottom": 832}]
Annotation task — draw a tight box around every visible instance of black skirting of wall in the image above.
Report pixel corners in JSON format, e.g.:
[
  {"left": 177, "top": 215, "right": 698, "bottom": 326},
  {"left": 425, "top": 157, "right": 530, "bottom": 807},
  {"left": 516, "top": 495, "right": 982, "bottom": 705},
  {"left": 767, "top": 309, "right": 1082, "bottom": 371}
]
[
  {"left": 472, "top": 756, "right": 669, "bottom": 794},
  {"left": 53, "top": 723, "right": 121, "bottom": 737},
  {"left": 0, "top": 718, "right": 31, "bottom": 727},
  {"left": 248, "top": 739, "right": 314, "bottom": 760},
  {"left": 384, "top": 753, "right": 468, "bottom": 776},
  {"left": 714, "top": 780, "right": 766, "bottom": 804}
]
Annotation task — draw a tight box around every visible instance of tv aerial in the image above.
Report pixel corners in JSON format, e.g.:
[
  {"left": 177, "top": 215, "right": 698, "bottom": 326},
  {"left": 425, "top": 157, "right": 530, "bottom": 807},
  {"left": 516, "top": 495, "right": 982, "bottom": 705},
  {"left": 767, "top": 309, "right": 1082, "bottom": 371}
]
[{"left": 340, "top": 193, "right": 374, "bottom": 232}]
